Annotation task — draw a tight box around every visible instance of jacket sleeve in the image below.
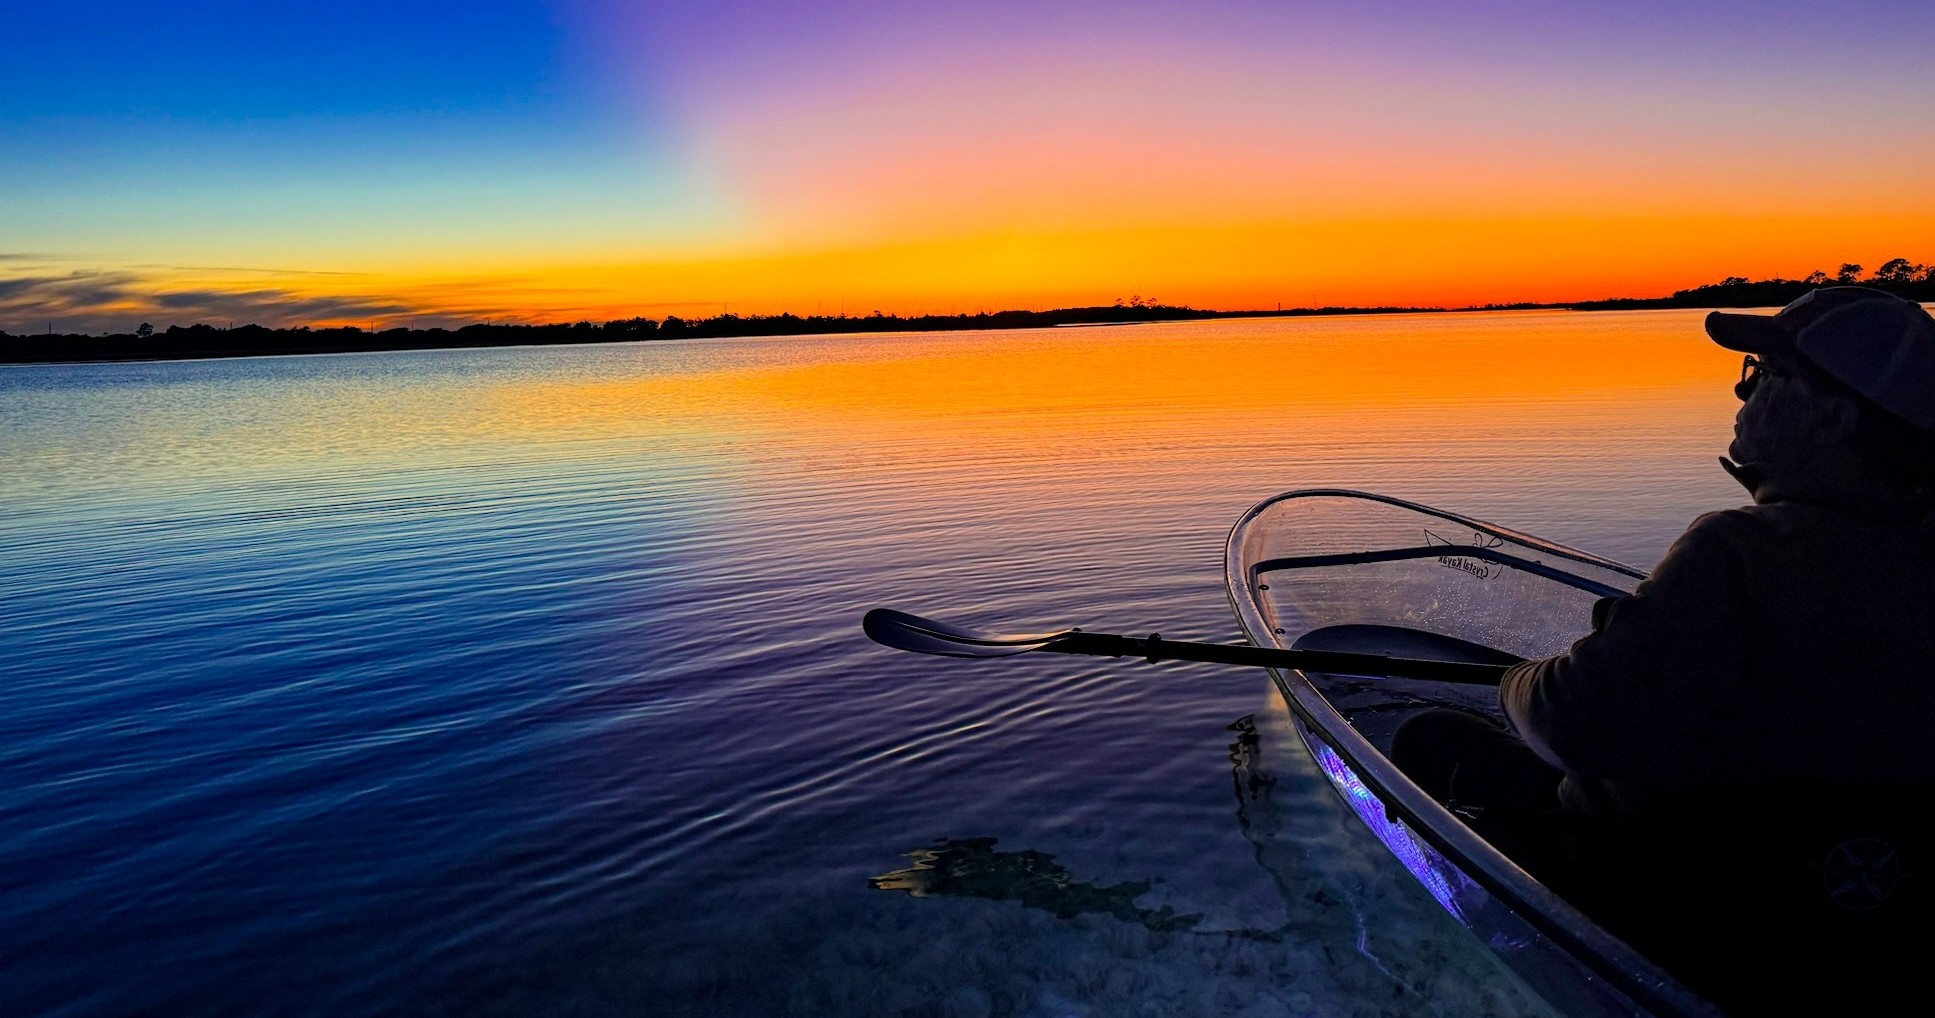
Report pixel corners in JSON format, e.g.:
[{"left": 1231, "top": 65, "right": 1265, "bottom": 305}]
[{"left": 1498, "top": 512, "right": 1752, "bottom": 780}]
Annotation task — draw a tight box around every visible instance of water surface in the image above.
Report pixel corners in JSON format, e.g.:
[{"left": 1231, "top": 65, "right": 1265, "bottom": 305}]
[{"left": 0, "top": 311, "right": 1742, "bottom": 1016}]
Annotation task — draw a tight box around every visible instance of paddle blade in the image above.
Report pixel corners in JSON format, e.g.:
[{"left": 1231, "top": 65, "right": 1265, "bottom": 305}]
[{"left": 863, "top": 608, "right": 1075, "bottom": 658}]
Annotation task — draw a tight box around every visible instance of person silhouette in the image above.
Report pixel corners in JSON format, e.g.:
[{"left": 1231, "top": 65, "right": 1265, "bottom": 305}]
[
  {"left": 1397, "top": 287, "right": 1935, "bottom": 816},
  {"left": 1390, "top": 286, "right": 1935, "bottom": 1009}
]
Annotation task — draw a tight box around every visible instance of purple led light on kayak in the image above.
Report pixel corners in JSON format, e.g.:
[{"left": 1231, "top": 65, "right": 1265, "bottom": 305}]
[{"left": 1313, "top": 743, "right": 1469, "bottom": 923}]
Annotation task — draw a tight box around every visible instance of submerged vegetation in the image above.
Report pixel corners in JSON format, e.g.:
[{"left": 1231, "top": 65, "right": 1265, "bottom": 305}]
[
  {"left": 870, "top": 836, "right": 1204, "bottom": 933},
  {"left": 4, "top": 261, "right": 1931, "bottom": 364}
]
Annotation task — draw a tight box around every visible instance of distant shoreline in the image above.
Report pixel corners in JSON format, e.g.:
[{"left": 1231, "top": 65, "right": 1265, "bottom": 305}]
[{"left": 5, "top": 274, "right": 1931, "bottom": 366}]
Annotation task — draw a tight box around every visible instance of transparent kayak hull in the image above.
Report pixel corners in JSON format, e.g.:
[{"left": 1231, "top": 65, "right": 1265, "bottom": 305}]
[{"left": 1226, "top": 490, "right": 1718, "bottom": 1017}]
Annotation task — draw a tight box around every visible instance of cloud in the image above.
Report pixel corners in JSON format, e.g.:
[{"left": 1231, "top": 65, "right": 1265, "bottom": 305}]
[
  {"left": 0, "top": 269, "right": 442, "bottom": 334},
  {"left": 134, "top": 263, "right": 373, "bottom": 278}
]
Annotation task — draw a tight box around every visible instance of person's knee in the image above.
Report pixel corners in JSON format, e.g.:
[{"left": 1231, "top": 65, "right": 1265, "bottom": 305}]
[
  {"left": 1392, "top": 709, "right": 1482, "bottom": 801},
  {"left": 1393, "top": 709, "right": 1563, "bottom": 813}
]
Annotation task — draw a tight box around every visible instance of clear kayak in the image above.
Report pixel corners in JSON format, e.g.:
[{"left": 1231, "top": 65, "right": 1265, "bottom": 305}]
[
  {"left": 867, "top": 487, "right": 1924, "bottom": 1013},
  {"left": 1225, "top": 489, "right": 1721, "bottom": 1017}
]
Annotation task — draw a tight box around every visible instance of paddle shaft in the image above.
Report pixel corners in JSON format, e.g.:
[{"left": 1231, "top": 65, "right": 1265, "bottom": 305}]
[{"left": 1045, "top": 631, "right": 1512, "bottom": 685}]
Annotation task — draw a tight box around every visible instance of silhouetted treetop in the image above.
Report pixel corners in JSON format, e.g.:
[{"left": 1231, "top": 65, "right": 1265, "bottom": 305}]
[{"left": 4, "top": 259, "right": 1927, "bottom": 364}]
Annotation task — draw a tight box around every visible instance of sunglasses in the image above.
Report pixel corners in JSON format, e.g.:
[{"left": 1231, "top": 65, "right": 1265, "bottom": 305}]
[{"left": 1735, "top": 354, "right": 1790, "bottom": 399}]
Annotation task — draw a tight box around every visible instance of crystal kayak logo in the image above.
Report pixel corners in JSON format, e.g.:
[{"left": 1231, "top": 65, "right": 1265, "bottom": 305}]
[
  {"left": 1821, "top": 837, "right": 1905, "bottom": 912},
  {"left": 1425, "top": 528, "right": 1503, "bottom": 580}
]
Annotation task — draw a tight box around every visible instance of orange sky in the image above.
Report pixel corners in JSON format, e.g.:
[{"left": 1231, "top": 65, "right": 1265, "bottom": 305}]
[{"left": 6, "top": 2, "right": 1934, "bottom": 331}]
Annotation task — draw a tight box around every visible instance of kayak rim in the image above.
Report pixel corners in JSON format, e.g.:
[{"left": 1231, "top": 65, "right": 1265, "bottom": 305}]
[{"left": 1225, "top": 489, "right": 1718, "bottom": 1018}]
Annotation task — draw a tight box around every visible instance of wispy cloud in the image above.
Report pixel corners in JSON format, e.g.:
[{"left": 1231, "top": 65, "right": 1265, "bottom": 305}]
[
  {"left": 0, "top": 269, "right": 439, "bottom": 333},
  {"left": 135, "top": 264, "right": 374, "bottom": 278}
]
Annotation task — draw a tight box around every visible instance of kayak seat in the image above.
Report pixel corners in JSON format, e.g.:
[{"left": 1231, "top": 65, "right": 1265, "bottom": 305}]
[
  {"left": 1292, "top": 625, "right": 1520, "bottom": 749},
  {"left": 1291, "top": 624, "right": 1522, "bottom": 665}
]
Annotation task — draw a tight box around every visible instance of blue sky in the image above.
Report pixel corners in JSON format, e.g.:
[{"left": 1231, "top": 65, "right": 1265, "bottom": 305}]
[{"left": 4, "top": 1, "right": 1933, "bottom": 332}]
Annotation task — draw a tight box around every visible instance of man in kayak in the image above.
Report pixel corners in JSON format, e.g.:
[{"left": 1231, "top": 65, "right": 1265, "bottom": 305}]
[
  {"left": 1397, "top": 285, "right": 1935, "bottom": 816},
  {"left": 1391, "top": 285, "right": 1935, "bottom": 1002}
]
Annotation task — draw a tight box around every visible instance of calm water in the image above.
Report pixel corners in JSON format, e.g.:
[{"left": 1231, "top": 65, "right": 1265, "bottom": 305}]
[{"left": 0, "top": 311, "right": 1742, "bottom": 1017}]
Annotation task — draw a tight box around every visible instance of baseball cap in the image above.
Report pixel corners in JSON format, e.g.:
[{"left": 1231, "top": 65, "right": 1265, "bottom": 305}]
[{"left": 1706, "top": 287, "right": 1935, "bottom": 432}]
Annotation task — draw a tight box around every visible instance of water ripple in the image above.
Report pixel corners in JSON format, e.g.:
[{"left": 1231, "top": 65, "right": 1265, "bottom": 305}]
[{"left": 0, "top": 313, "right": 1741, "bottom": 1016}]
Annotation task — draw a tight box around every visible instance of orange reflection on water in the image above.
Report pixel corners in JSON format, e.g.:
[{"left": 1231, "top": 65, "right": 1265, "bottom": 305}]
[
  {"left": 497, "top": 308, "right": 1740, "bottom": 438},
  {"left": 473, "top": 307, "right": 1751, "bottom": 570}
]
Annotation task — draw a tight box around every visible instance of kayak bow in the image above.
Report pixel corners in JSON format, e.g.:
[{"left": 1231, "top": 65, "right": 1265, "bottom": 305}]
[
  {"left": 861, "top": 488, "right": 1723, "bottom": 1016},
  {"left": 1226, "top": 489, "right": 1715, "bottom": 1017}
]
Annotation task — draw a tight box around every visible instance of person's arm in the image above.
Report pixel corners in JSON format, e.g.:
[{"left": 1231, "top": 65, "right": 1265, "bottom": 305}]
[{"left": 1499, "top": 512, "right": 1753, "bottom": 781}]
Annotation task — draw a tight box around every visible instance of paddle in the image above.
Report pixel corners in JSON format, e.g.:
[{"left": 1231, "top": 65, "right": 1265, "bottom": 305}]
[{"left": 863, "top": 608, "right": 1514, "bottom": 685}]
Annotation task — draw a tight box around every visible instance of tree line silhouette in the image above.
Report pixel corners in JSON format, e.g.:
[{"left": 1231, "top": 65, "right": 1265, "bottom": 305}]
[
  {"left": 1565, "top": 258, "right": 1935, "bottom": 311},
  {"left": 4, "top": 261, "right": 1931, "bottom": 364},
  {"left": 0, "top": 301, "right": 1422, "bottom": 364}
]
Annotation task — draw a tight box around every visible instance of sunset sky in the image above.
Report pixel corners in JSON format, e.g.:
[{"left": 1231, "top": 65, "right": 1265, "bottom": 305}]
[{"left": 5, "top": 0, "right": 1934, "bottom": 332}]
